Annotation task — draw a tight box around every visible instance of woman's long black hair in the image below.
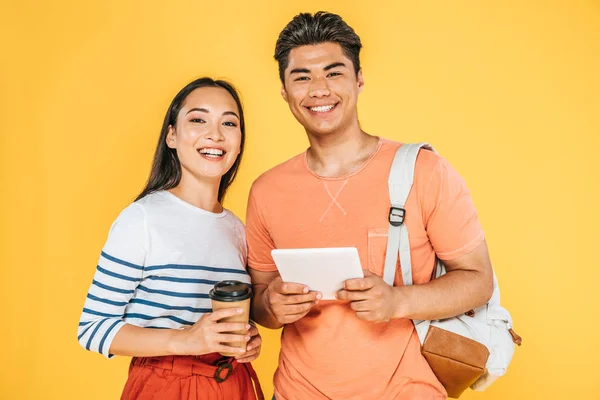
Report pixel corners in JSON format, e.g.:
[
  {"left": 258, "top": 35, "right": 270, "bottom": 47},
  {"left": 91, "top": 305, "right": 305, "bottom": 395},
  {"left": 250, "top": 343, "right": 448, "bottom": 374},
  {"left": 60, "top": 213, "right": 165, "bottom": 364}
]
[{"left": 136, "top": 78, "right": 245, "bottom": 203}]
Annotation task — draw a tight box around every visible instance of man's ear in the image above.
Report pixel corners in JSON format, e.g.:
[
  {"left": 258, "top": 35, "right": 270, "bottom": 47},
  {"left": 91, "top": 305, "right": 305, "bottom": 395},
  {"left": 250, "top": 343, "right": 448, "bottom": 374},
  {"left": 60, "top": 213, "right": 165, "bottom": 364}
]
[
  {"left": 281, "top": 84, "right": 289, "bottom": 102},
  {"left": 166, "top": 125, "right": 176, "bottom": 148},
  {"left": 357, "top": 69, "right": 364, "bottom": 93}
]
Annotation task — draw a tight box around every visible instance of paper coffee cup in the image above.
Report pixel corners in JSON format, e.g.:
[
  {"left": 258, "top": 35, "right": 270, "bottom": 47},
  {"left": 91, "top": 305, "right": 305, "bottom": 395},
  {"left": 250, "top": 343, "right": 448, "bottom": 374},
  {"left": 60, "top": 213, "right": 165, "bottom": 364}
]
[{"left": 209, "top": 280, "right": 252, "bottom": 357}]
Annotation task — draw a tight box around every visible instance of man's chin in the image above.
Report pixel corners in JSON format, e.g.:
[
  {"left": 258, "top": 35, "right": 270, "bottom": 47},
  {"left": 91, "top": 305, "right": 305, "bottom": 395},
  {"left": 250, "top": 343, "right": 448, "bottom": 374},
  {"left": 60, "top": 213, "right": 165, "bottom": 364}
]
[{"left": 302, "top": 122, "right": 340, "bottom": 137}]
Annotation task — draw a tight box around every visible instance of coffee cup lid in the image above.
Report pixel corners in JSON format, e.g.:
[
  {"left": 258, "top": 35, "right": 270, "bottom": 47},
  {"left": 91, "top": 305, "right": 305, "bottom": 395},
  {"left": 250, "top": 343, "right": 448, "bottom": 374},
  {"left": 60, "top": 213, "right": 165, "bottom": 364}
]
[{"left": 209, "top": 280, "right": 252, "bottom": 302}]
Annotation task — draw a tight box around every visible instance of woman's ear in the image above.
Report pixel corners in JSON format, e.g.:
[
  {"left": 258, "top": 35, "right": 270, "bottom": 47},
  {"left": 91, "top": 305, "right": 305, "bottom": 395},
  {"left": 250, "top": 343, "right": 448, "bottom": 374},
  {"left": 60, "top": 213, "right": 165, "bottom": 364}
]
[{"left": 166, "top": 125, "right": 177, "bottom": 148}]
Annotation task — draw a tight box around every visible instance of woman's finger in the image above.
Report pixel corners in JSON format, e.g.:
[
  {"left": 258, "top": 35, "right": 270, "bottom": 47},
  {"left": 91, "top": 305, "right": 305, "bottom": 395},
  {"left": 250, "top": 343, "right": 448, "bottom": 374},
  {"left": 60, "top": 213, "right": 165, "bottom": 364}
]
[
  {"left": 247, "top": 324, "right": 259, "bottom": 337},
  {"left": 246, "top": 335, "right": 262, "bottom": 351},
  {"left": 235, "top": 348, "right": 259, "bottom": 362}
]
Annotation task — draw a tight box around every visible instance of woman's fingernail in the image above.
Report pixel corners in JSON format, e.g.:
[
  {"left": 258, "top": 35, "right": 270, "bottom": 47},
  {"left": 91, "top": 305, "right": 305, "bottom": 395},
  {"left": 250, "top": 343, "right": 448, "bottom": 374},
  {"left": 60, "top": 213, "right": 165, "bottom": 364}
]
[
  {"left": 246, "top": 324, "right": 251, "bottom": 330},
  {"left": 303, "top": 287, "right": 309, "bottom": 293}
]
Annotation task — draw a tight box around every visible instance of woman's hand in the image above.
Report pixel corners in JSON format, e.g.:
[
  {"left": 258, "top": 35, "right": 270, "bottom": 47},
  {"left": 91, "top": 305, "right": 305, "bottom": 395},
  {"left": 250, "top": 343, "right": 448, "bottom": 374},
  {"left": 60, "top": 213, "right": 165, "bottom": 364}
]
[
  {"left": 172, "top": 308, "right": 250, "bottom": 356},
  {"left": 235, "top": 323, "right": 262, "bottom": 363}
]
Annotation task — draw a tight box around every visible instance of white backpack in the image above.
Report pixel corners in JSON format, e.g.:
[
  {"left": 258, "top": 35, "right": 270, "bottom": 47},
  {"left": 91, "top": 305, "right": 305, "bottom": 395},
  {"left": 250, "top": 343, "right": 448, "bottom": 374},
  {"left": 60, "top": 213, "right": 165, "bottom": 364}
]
[{"left": 384, "top": 143, "right": 521, "bottom": 395}]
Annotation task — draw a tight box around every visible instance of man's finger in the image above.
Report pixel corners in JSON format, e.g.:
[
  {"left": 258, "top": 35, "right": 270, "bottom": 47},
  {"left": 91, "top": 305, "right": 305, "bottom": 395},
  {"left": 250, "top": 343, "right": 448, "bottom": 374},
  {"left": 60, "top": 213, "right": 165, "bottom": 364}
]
[
  {"left": 355, "top": 310, "right": 376, "bottom": 321},
  {"left": 278, "top": 292, "right": 320, "bottom": 305},
  {"left": 336, "top": 290, "right": 369, "bottom": 301},
  {"left": 274, "top": 280, "right": 311, "bottom": 295},
  {"left": 344, "top": 275, "right": 377, "bottom": 291},
  {"left": 349, "top": 300, "right": 371, "bottom": 312}
]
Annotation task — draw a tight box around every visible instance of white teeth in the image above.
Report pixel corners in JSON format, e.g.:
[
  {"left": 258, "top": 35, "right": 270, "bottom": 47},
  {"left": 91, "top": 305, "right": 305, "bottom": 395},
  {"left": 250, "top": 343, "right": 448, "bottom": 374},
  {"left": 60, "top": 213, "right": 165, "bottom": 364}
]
[
  {"left": 310, "top": 105, "right": 335, "bottom": 113},
  {"left": 199, "top": 148, "right": 224, "bottom": 156}
]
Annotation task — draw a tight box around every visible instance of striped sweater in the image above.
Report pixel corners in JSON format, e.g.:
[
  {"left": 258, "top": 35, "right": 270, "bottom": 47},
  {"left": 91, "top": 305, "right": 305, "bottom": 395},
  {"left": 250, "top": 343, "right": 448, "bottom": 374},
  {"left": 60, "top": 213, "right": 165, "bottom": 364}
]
[{"left": 77, "top": 191, "right": 250, "bottom": 358}]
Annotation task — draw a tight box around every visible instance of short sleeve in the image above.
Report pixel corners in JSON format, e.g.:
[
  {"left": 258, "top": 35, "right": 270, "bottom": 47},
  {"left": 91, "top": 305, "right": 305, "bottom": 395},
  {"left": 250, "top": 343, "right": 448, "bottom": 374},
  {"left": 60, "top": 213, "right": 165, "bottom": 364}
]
[
  {"left": 422, "top": 157, "right": 485, "bottom": 260},
  {"left": 246, "top": 184, "right": 277, "bottom": 272}
]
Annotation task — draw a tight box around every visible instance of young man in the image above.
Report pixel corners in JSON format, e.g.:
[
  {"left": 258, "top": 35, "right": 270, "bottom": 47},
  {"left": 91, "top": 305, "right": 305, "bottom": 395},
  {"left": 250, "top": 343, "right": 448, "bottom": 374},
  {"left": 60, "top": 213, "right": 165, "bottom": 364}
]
[{"left": 246, "top": 12, "right": 494, "bottom": 400}]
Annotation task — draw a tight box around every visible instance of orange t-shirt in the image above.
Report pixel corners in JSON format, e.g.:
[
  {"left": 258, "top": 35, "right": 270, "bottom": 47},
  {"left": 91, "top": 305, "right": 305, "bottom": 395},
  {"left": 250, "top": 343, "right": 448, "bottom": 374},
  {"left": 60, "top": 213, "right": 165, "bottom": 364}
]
[{"left": 246, "top": 138, "right": 485, "bottom": 400}]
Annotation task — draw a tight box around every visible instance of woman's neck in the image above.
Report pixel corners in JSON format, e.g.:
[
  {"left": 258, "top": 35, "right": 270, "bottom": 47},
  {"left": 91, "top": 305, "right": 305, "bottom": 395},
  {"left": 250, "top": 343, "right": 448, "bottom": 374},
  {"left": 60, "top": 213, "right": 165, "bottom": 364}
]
[{"left": 168, "top": 171, "right": 222, "bottom": 213}]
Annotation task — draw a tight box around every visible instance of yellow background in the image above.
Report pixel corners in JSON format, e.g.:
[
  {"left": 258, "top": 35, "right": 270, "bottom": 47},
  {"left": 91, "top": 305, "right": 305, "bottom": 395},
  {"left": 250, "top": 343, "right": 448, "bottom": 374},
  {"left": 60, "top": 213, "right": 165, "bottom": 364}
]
[{"left": 1, "top": 1, "right": 599, "bottom": 399}]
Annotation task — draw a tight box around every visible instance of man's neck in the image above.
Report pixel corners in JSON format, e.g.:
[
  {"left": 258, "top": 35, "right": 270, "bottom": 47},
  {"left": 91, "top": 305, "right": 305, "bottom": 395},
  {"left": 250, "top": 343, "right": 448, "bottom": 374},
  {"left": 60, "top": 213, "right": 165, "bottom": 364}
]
[{"left": 305, "top": 124, "right": 380, "bottom": 178}]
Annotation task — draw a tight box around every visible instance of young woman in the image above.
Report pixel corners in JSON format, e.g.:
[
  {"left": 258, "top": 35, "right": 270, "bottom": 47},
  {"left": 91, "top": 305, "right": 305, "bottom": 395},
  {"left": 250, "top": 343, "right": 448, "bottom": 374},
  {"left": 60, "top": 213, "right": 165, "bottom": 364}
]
[{"left": 77, "top": 78, "right": 263, "bottom": 400}]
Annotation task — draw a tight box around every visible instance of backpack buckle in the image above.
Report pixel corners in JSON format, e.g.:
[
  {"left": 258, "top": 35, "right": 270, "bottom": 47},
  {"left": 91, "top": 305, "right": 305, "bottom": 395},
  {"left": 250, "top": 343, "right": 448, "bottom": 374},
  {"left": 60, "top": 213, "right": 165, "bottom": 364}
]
[{"left": 389, "top": 207, "right": 406, "bottom": 227}]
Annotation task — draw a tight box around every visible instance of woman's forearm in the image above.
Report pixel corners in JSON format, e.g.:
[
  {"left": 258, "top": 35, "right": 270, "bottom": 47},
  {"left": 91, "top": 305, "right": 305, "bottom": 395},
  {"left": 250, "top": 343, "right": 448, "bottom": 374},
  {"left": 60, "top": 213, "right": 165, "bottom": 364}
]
[{"left": 109, "top": 324, "right": 183, "bottom": 357}]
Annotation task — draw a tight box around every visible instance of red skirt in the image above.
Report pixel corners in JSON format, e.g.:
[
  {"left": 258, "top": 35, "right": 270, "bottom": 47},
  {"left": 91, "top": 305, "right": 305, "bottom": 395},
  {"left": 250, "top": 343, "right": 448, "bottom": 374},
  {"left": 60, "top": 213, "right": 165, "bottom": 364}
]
[{"left": 121, "top": 354, "right": 264, "bottom": 400}]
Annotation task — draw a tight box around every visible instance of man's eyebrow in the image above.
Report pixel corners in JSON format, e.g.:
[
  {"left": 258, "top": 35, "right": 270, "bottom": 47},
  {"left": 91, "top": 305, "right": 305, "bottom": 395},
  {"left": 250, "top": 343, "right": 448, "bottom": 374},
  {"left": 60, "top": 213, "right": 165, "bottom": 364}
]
[
  {"left": 290, "top": 63, "right": 347, "bottom": 75},
  {"left": 324, "top": 62, "right": 346, "bottom": 71},
  {"left": 290, "top": 68, "right": 311, "bottom": 74}
]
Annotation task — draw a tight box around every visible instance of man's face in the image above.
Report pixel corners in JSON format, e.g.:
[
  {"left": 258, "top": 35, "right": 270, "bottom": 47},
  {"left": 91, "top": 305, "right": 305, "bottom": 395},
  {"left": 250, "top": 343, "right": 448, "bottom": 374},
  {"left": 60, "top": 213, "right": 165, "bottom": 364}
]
[{"left": 281, "top": 42, "right": 364, "bottom": 137}]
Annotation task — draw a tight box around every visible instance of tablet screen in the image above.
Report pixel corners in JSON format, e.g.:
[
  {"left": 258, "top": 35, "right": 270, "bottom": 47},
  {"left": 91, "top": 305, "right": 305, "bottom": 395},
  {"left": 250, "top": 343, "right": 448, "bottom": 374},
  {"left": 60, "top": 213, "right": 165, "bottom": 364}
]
[{"left": 271, "top": 247, "right": 364, "bottom": 300}]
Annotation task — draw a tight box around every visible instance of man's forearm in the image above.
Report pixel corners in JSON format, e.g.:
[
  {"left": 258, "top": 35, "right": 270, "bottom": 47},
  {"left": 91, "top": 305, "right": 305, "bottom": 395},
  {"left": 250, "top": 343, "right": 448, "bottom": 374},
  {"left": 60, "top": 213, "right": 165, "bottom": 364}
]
[
  {"left": 394, "top": 269, "right": 493, "bottom": 321},
  {"left": 251, "top": 284, "right": 284, "bottom": 329}
]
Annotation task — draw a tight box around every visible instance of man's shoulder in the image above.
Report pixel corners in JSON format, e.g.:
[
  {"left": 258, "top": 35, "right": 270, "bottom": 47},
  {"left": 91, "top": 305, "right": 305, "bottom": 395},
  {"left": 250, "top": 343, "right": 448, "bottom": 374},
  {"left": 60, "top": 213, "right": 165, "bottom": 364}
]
[
  {"left": 415, "top": 145, "right": 444, "bottom": 169},
  {"left": 379, "top": 138, "right": 443, "bottom": 172}
]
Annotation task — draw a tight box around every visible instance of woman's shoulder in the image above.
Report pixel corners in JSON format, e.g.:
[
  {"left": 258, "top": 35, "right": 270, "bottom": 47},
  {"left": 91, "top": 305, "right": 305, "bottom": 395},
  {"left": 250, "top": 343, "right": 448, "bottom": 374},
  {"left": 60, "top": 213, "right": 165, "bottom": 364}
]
[
  {"left": 113, "top": 201, "right": 146, "bottom": 226},
  {"left": 223, "top": 209, "right": 245, "bottom": 229},
  {"left": 110, "top": 191, "right": 169, "bottom": 230}
]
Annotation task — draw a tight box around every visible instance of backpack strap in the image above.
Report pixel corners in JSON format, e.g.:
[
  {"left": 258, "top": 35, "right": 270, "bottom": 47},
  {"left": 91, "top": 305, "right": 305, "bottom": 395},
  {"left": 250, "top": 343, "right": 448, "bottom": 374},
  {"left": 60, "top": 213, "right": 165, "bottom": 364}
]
[{"left": 383, "top": 143, "right": 435, "bottom": 287}]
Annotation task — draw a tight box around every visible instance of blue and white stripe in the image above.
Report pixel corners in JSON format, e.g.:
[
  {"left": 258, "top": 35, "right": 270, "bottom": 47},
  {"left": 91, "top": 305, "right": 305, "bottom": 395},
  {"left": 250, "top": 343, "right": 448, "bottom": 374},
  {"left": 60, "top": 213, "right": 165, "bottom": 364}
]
[{"left": 78, "top": 191, "right": 249, "bottom": 358}]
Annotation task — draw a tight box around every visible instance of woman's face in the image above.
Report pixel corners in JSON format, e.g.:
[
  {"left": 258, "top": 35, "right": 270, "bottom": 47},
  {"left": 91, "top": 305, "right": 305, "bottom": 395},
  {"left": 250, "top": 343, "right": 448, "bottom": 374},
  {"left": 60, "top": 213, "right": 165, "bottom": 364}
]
[{"left": 167, "top": 86, "right": 242, "bottom": 183}]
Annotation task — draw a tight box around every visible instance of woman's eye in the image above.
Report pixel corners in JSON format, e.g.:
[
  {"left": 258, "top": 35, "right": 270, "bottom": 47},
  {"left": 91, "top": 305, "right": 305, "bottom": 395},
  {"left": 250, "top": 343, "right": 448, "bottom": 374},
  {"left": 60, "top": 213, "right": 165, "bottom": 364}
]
[
  {"left": 190, "top": 118, "right": 205, "bottom": 123},
  {"left": 223, "top": 121, "right": 237, "bottom": 127}
]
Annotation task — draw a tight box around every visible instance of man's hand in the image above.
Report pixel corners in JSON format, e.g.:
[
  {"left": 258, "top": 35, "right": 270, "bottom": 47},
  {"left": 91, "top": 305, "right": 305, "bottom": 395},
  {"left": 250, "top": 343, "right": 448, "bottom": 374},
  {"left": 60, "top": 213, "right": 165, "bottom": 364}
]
[
  {"left": 336, "top": 270, "right": 404, "bottom": 322},
  {"left": 265, "top": 276, "right": 322, "bottom": 325}
]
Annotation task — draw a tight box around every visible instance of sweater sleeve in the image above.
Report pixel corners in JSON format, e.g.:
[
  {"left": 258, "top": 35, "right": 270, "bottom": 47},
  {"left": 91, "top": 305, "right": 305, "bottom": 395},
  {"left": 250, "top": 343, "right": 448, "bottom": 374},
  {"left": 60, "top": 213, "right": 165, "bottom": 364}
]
[{"left": 77, "top": 203, "right": 147, "bottom": 358}]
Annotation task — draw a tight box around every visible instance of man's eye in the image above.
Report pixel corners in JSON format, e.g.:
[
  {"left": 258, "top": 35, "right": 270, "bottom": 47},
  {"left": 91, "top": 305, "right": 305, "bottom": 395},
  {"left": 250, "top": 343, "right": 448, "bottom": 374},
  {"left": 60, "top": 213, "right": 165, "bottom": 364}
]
[
  {"left": 190, "top": 118, "right": 205, "bottom": 123},
  {"left": 328, "top": 72, "right": 342, "bottom": 77},
  {"left": 223, "top": 121, "right": 237, "bottom": 127},
  {"left": 294, "top": 76, "right": 310, "bottom": 82}
]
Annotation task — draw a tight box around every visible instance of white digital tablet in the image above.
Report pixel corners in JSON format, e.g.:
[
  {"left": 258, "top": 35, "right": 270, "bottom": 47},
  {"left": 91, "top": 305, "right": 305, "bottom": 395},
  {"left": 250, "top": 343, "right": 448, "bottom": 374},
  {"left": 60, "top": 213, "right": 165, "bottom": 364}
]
[{"left": 271, "top": 247, "right": 364, "bottom": 300}]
